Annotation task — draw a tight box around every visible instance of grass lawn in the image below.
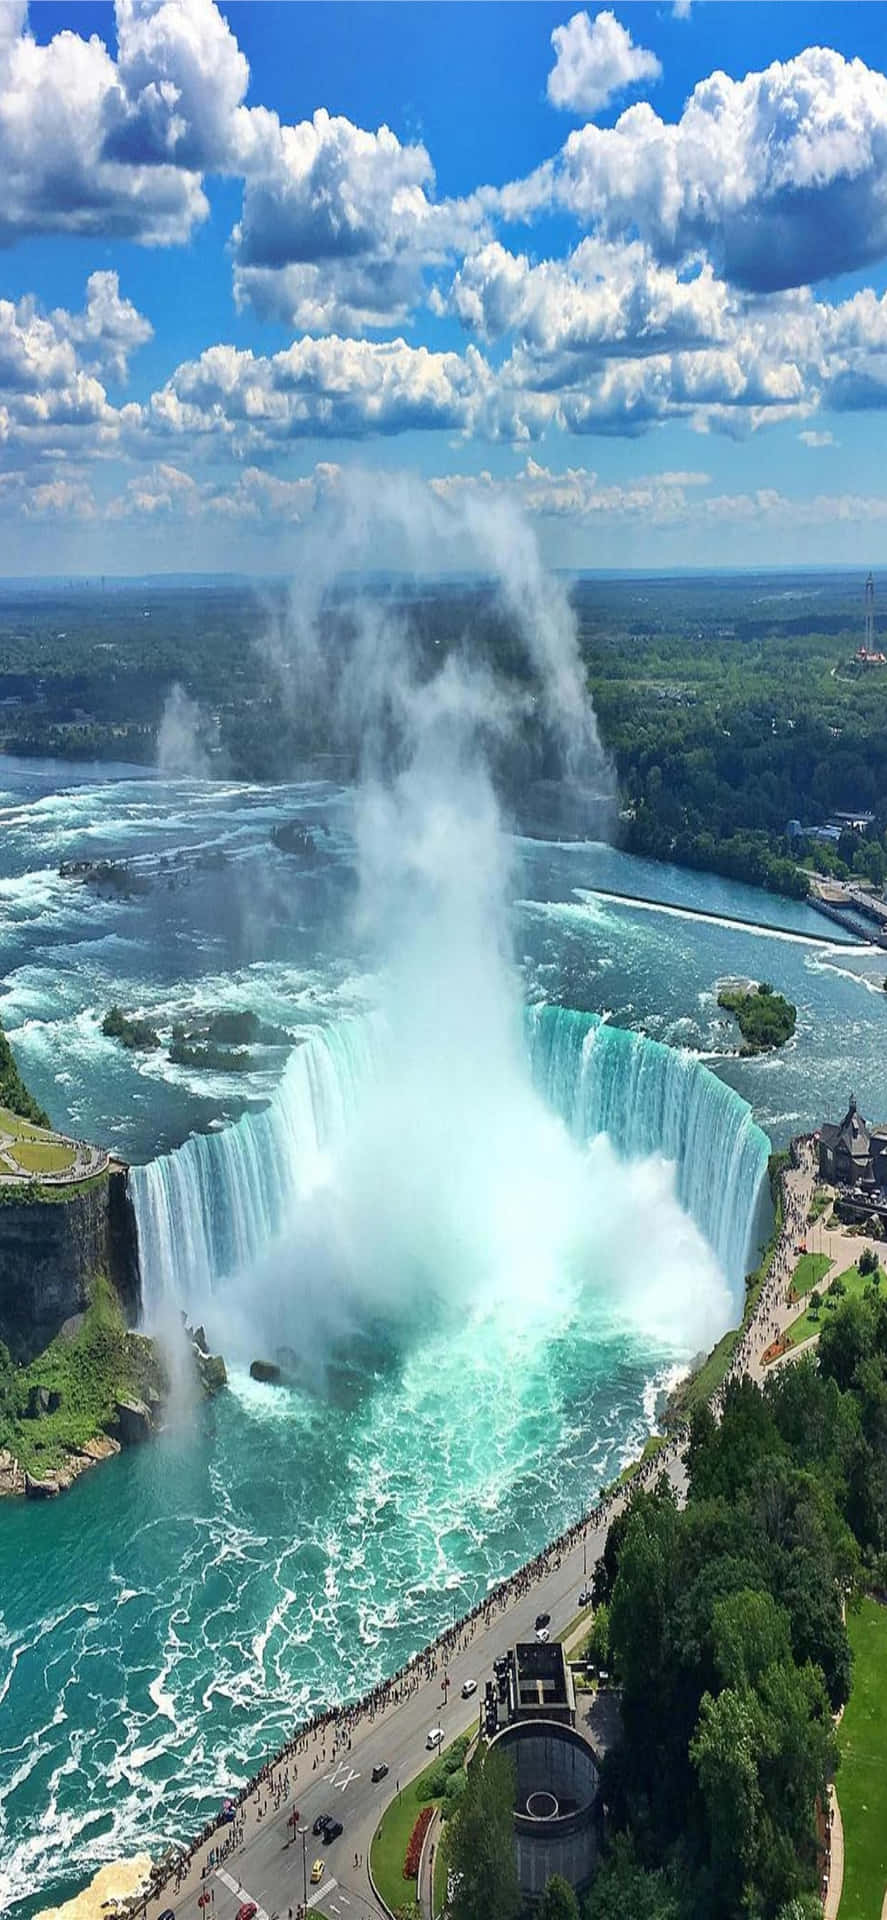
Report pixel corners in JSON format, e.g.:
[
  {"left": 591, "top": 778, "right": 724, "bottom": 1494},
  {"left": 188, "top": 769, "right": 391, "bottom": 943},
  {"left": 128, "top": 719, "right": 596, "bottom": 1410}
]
[
  {"left": 790, "top": 1251, "right": 832, "bottom": 1300},
  {"left": 786, "top": 1265, "right": 882, "bottom": 1348},
  {"left": 9, "top": 1139, "right": 76, "bottom": 1174},
  {"left": 838, "top": 1597, "right": 887, "bottom": 1919},
  {"left": 370, "top": 1733, "right": 469, "bottom": 1915}
]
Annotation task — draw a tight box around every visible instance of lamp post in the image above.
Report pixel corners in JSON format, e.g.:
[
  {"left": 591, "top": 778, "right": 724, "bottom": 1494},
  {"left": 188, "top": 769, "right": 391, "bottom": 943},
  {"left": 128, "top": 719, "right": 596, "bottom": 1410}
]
[{"left": 300, "top": 1823, "right": 308, "bottom": 1913}]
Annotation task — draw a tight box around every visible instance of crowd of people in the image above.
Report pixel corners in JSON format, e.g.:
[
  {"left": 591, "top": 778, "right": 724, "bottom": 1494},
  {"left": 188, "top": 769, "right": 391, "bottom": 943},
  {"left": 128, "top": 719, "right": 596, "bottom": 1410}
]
[{"left": 128, "top": 1145, "right": 814, "bottom": 1920}]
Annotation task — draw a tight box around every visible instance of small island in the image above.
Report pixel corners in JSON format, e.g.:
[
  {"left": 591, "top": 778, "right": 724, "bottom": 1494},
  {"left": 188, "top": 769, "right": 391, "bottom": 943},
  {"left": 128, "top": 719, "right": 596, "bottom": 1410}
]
[
  {"left": 717, "top": 979, "right": 797, "bottom": 1054},
  {"left": 103, "top": 1005, "right": 294, "bottom": 1072}
]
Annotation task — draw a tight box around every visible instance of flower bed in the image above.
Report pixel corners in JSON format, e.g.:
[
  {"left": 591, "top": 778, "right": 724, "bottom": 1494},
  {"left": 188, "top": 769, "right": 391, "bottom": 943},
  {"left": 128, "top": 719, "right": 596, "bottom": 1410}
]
[{"left": 404, "top": 1805, "right": 434, "bottom": 1878}]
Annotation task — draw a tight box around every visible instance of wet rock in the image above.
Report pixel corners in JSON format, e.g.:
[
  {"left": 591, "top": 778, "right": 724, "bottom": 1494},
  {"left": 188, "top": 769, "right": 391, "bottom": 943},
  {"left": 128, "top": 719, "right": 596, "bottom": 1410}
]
[
  {"left": 193, "top": 1323, "right": 208, "bottom": 1354},
  {"left": 249, "top": 1358, "right": 282, "bottom": 1384},
  {"left": 197, "top": 1350, "right": 227, "bottom": 1395},
  {"left": 25, "top": 1470, "right": 60, "bottom": 1498},
  {"left": 115, "top": 1398, "right": 153, "bottom": 1445},
  {"left": 26, "top": 1384, "right": 51, "bottom": 1418}
]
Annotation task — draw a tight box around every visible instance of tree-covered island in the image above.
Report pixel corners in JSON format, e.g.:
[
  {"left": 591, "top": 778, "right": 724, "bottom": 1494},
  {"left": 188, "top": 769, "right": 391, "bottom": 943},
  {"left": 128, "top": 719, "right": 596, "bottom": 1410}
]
[{"left": 717, "top": 982, "right": 797, "bottom": 1055}]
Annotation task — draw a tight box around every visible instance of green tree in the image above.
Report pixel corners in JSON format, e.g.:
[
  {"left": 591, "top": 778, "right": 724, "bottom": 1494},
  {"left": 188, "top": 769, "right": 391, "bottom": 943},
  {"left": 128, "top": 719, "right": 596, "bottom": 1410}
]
[
  {"left": 448, "top": 1748, "right": 520, "bottom": 1920},
  {"left": 538, "top": 1873, "right": 580, "bottom": 1920},
  {"left": 583, "top": 1837, "right": 680, "bottom": 1920}
]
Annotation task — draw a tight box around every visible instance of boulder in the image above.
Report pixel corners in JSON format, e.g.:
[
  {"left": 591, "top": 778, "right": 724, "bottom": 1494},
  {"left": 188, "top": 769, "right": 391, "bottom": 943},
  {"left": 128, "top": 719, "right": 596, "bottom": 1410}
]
[
  {"left": 25, "top": 1470, "right": 60, "bottom": 1498},
  {"left": 198, "top": 1351, "right": 227, "bottom": 1394},
  {"left": 115, "top": 1398, "right": 153, "bottom": 1446},
  {"left": 26, "top": 1384, "right": 51, "bottom": 1419},
  {"left": 249, "top": 1358, "right": 282, "bottom": 1384},
  {"left": 48, "top": 1389, "right": 63, "bottom": 1413},
  {"left": 192, "top": 1323, "right": 208, "bottom": 1354}
]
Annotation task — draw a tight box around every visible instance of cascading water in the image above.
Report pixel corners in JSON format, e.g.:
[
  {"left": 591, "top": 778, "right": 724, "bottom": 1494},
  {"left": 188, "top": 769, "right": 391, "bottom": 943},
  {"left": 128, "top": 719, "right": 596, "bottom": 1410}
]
[
  {"left": 132, "top": 1004, "right": 770, "bottom": 1315},
  {"left": 526, "top": 1004, "right": 771, "bottom": 1287}
]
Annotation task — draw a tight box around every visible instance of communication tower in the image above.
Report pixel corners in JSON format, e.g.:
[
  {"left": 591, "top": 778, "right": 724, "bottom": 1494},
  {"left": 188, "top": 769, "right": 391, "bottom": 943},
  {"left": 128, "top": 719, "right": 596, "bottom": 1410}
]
[{"left": 865, "top": 572, "right": 875, "bottom": 652}]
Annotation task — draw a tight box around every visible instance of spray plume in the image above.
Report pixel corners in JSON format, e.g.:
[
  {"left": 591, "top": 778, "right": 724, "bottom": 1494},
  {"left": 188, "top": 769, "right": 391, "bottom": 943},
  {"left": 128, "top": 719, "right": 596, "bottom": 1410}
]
[{"left": 193, "top": 476, "right": 731, "bottom": 1372}]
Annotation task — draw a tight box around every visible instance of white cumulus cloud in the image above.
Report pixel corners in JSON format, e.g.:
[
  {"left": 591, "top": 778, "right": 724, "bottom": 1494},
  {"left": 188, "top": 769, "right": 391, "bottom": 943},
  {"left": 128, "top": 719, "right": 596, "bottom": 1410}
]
[{"left": 547, "top": 10, "right": 661, "bottom": 115}]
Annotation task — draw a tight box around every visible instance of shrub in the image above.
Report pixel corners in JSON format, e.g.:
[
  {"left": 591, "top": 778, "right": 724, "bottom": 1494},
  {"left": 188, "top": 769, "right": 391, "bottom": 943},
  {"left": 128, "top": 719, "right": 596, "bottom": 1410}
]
[{"left": 404, "top": 1806, "right": 434, "bottom": 1878}]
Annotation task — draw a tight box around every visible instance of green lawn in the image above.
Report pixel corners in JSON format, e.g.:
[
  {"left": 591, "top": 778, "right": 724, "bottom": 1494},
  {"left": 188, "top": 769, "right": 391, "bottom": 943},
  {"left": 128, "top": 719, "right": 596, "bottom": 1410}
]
[
  {"left": 370, "top": 1733, "right": 469, "bottom": 1915},
  {"left": 838, "top": 1597, "right": 887, "bottom": 1919},
  {"left": 786, "top": 1265, "right": 882, "bottom": 1348},
  {"left": 790, "top": 1251, "right": 832, "bottom": 1300},
  {"left": 9, "top": 1138, "right": 76, "bottom": 1174}
]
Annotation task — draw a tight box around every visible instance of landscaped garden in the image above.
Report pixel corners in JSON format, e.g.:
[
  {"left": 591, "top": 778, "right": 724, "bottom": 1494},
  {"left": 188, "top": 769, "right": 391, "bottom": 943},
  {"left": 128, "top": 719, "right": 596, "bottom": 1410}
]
[
  {"left": 370, "top": 1731, "right": 470, "bottom": 1916},
  {"left": 786, "top": 1262, "right": 882, "bottom": 1348},
  {"left": 837, "top": 1597, "right": 887, "bottom": 1917},
  {"left": 790, "top": 1250, "right": 832, "bottom": 1302}
]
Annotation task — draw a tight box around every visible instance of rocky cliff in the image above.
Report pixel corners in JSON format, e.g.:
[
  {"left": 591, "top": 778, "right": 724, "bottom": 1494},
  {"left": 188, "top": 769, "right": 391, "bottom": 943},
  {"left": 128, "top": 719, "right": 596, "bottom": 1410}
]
[{"left": 0, "top": 1168, "right": 141, "bottom": 1363}]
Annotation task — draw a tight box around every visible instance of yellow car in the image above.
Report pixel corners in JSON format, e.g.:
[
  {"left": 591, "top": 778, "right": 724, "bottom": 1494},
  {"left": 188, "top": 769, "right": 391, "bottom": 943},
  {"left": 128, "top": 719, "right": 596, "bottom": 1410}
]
[{"left": 311, "top": 1859, "right": 325, "bottom": 1885}]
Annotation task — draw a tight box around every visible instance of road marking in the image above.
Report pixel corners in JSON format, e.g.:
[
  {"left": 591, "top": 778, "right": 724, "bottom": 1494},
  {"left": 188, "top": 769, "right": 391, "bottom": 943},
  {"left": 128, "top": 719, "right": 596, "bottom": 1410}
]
[
  {"left": 214, "top": 1865, "right": 269, "bottom": 1919},
  {"left": 324, "top": 1760, "right": 360, "bottom": 1792},
  {"left": 307, "top": 1876, "right": 338, "bottom": 1910}
]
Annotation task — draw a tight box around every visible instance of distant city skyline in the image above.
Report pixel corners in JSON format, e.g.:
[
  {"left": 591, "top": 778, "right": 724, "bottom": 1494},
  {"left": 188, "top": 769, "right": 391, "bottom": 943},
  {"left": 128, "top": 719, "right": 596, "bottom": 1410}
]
[{"left": 3, "top": 1, "right": 887, "bottom": 571}]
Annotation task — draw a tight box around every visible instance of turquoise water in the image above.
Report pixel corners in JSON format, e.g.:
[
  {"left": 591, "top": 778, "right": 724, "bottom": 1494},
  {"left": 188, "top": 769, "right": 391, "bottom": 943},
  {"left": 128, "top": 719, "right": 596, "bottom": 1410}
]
[{"left": 1, "top": 761, "right": 885, "bottom": 1916}]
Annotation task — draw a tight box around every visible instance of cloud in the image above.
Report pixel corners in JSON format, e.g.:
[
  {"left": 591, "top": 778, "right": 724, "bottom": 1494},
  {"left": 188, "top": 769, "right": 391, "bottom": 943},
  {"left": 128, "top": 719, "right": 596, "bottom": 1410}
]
[
  {"left": 0, "top": 1, "right": 212, "bottom": 245},
  {"left": 232, "top": 107, "right": 485, "bottom": 332},
  {"left": 547, "top": 10, "right": 661, "bottom": 116},
  {"left": 798, "top": 429, "right": 835, "bottom": 447},
  {"left": 501, "top": 47, "right": 887, "bottom": 292},
  {"left": 0, "top": 273, "right": 150, "bottom": 465},
  {"left": 102, "top": 0, "right": 249, "bottom": 169},
  {"left": 143, "top": 335, "right": 491, "bottom": 447}
]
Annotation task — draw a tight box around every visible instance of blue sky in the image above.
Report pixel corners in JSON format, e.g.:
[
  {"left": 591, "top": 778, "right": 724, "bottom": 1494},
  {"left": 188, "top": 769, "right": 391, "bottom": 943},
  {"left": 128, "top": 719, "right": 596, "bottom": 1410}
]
[{"left": 3, "top": 0, "right": 887, "bottom": 571}]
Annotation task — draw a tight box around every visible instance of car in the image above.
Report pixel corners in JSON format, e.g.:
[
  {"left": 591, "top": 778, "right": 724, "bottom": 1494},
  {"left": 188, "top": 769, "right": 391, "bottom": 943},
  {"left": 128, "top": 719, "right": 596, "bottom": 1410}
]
[
  {"left": 324, "top": 1819, "right": 343, "bottom": 1843},
  {"left": 461, "top": 1678, "right": 478, "bottom": 1698},
  {"left": 313, "top": 1813, "right": 332, "bottom": 1836},
  {"left": 237, "top": 1907, "right": 257, "bottom": 1920},
  {"left": 535, "top": 1612, "right": 551, "bottom": 1630},
  {"left": 535, "top": 1626, "right": 551, "bottom": 1643},
  {"left": 311, "top": 1860, "right": 325, "bottom": 1886},
  {"left": 426, "top": 1726, "right": 445, "bottom": 1750},
  {"left": 579, "top": 1588, "right": 592, "bottom": 1607},
  {"left": 158, "top": 1912, "right": 176, "bottom": 1920},
  {"left": 372, "top": 1762, "right": 389, "bottom": 1783}
]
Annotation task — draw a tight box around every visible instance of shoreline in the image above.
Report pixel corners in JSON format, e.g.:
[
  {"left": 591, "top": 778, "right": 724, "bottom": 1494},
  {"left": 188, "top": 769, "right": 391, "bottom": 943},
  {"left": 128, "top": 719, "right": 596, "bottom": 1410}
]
[{"left": 91, "top": 1144, "right": 813, "bottom": 1920}]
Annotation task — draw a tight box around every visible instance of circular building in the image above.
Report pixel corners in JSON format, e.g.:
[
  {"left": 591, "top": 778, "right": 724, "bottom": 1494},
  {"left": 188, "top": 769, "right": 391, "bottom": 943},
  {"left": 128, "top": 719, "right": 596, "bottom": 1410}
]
[{"left": 489, "top": 1718, "right": 599, "bottom": 1900}]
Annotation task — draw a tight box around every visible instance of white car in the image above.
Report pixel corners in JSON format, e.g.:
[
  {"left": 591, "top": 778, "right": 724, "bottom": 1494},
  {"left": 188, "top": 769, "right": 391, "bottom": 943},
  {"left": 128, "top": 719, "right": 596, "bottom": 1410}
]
[
  {"left": 535, "top": 1627, "right": 551, "bottom": 1643},
  {"left": 426, "top": 1727, "right": 445, "bottom": 1750},
  {"left": 461, "top": 1679, "right": 477, "bottom": 1699}
]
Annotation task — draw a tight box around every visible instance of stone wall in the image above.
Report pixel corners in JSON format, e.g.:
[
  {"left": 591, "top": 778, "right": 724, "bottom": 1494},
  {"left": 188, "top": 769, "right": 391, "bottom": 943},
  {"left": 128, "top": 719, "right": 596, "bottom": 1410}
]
[{"left": 0, "top": 1169, "right": 141, "bottom": 1362}]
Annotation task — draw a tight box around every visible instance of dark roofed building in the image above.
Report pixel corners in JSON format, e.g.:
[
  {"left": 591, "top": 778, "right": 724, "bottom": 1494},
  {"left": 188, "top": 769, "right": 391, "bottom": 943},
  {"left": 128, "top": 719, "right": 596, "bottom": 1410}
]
[{"left": 820, "top": 1094, "right": 887, "bottom": 1192}]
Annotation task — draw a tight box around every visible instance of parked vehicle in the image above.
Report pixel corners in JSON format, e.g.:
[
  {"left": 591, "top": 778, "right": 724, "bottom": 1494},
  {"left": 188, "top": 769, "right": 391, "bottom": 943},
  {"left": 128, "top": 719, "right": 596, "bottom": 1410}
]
[
  {"left": 311, "top": 1860, "right": 325, "bottom": 1885},
  {"left": 313, "top": 1812, "right": 332, "bottom": 1836},
  {"left": 535, "top": 1612, "right": 551, "bottom": 1629},
  {"left": 461, "top": 1678, "right": 478, "bottom": 1698},
  {"left": 372, "top": 1762, "right": 389, "bottom": 1782},
  {"left": 426, "top": 1726, "right": 445, "bottom": 1750},
  {"left": 324, "top": 1819, "right": 343, "bottom": 1843}
]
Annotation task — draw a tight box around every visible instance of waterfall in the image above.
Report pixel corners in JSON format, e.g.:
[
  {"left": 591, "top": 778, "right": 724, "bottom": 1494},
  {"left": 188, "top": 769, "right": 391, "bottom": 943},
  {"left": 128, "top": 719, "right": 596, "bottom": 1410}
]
[
  {"left": 132, "top": 1006, "right": 770, "bottom": 1313},
  {"left": 130, "top": 1017, "right": 382, "bottom": 1315},
  {"left": 526, "top": 1004, "right": 771, "bottom": 1287}
]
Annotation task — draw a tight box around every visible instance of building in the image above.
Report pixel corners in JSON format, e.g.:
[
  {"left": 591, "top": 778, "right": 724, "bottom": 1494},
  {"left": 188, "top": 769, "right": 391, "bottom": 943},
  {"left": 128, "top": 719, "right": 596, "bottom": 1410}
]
[
  {"left": 488, "top": 1718, "right": 600, "bottom": 1901},
  {"left": 819, "top": 1094, "right": 887, "bottom": 1198},
  {"left": 506, "top": 1641, "right": 577, "bottom": 1728}
]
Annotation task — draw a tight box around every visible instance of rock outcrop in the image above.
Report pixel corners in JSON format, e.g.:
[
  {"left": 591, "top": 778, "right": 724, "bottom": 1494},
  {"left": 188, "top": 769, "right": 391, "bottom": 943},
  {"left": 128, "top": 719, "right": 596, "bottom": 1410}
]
[
  {"left": 0, "top": 1167, "right": 141, "bottom": 1363},
  {"left": 114, "top": 1398, "right": 154, "bottom": 1446},
  {"left": 250, "top": 1358, "right": 282, "bottom": 1384}
]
